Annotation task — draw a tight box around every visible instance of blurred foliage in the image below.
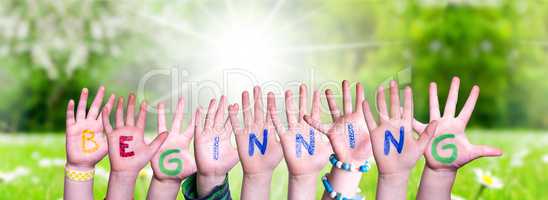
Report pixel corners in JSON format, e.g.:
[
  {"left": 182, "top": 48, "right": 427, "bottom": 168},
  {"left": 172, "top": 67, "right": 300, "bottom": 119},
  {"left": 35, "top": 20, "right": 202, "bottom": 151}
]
[{"left": 0, "top": 0, "right": 547, "bottom": 132}]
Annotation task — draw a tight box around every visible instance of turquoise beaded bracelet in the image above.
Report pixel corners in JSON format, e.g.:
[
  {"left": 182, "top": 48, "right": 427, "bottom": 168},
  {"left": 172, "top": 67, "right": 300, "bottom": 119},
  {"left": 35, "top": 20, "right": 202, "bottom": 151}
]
[
  {"left": 329, "top": 154, "right": 370, "bottom": 173},
  {"left": 322, "top": 173, "right": 365, "bottom": 200}
]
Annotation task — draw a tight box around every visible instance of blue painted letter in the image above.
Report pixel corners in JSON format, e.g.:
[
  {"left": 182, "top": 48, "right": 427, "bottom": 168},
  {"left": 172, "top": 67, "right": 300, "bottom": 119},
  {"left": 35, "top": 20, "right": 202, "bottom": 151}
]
[
  {"left": 213, "top": 136, "right": 220, "bottom": 160},
  {"left": 248, "top": 129, "right": 268, "bottom": 156},
  {"left": 347, "top": 123, "right": 356, "bottom": 148},
  {"left": 296, "top": 129, "right": 316, "bottom": 158},
  {"left": 384, "top": 126, "right": 405, "bottom": 155}
]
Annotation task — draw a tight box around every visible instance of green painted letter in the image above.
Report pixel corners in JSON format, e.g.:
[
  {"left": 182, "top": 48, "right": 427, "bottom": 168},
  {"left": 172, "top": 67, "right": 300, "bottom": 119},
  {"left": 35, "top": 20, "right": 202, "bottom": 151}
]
[
  {"left": 159, "top": 149, "right": 182, "bottom": 176},
  {"left": 431, "top": 133, "right": 458, "bottom": 164}
]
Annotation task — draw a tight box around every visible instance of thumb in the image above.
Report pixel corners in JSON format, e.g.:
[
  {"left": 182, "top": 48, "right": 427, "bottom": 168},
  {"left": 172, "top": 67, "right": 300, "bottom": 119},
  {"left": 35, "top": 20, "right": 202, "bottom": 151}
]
[
  {"left": 470, "top": 145, "right": 503, "bottom": 160},
  {"left": 147, "top": 132, "right": 169, "bottom": 156},
  {"left": 417, "top": 120, "right": 439, "bottom": 152}
]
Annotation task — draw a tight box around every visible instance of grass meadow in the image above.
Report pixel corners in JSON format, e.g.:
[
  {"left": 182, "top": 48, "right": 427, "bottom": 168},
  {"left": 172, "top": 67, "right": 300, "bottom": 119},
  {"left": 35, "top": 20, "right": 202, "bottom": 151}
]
[{"left": 0, "top": 130, "right": 547, "bottom": 200}]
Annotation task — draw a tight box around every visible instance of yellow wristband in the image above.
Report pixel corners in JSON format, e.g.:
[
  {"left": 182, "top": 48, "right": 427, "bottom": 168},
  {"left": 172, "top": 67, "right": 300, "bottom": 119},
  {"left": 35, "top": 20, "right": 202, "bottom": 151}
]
[{"left": 65, "top": 167, "right": 95, "bottom": 181}]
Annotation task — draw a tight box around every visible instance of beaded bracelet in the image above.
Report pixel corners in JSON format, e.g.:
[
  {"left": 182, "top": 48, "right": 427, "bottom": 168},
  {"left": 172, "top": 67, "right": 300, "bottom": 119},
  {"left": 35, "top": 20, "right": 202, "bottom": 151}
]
[
  {"left": 322, "top": 173, "right": 365, "bottom": 200},
  {"left": 65, "top": 167, "right": 95, "bottom": 181},
  {"left": 329, "top": 154, "right": 370, "bottom": 173}
]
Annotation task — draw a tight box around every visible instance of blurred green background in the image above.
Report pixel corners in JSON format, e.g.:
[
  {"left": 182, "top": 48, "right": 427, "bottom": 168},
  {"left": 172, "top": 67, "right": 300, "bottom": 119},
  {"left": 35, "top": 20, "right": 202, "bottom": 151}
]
[{"left": 0, "top": 0, "right": 547, "bottom": 199}]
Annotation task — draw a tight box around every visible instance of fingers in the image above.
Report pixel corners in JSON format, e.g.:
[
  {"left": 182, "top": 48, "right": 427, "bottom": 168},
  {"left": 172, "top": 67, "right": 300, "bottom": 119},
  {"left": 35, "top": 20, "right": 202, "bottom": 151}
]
[
  {"left": 303, "top": 115, "right": 330, "bottom": 134},
  {"left": 268, "top": 92, "right": 285, "bottom": 135},
  {"left": 298, "top": 84, "right": 307, "bottom": 122},
  {"left": 102, "top": 105, "right": 113, "bottom": 134},
  {"left": 136, "top": 101, "right": 148, "bottom": 130},
  {"left": 228, "top": 104, "right": 243, "bottom": 134},
  {"left": 66, "top": 100, "right": 76, "bottom": 125},
  {"left": 285, "top": 90, "right": 298, "bottom": 129},
  {"left": 389, "top": 80, "right": 401, "bottom": 119},
  {"left": 457, "top": 85, "right": 479, "bottom": 125},
  {"left": 376, "top": 86, "right": 389, "bottom": 121},
  {"left": 311, "top": 90, "right": 321, "bottom": 121},
  {"left": 76, "top": 88, "right": 89, "bottom": 121},
  {"left": 402, "top": 86, "right": 413, "bottom": 121},
  {"left": 87, "top": 86, "right": 105, "bottom": 120},
  {"left": 253, "top": 86, "right": 264, "bottom": 124},
  {"left": 429, "top": 82, "right": 441, "bottom": 121},
  {"left": 147, "top": 132, "right": 169, "bottom": 157},
  {"left": 325, "top": 89, "right": 341, "bottom": 121},
  {"left": 204, "top": 98, "right": 217, "bottom": 130},
  {"left": 342, "top": 80, "right": 352, "bottom": 114},
  {"left": 443, "top": 77, "right": 460, "bottom": 118},
  {"left": 242, "top": 91, "right": 252, "bottom": 128},
  {"left": 171, "top": 97, "right": 185, "bottom": 134},
  {"left": 194, "top": 107, "right": 204, "bottom": 136},
  {"left": 413, "top": 119, "right": 427, "bottom": 133},
  {"left": 184, "top": 107, "right": 197, "bottom": 139},
  {"left": 213, "top": 96, "right": 227, "bottom": 131},
  {"left": 355, "top": 82, "right": 365, "bottom": 112},
  {"left": 126, "top": 94, "right": 136, "bottom": 126},
  {"left": 417, "top": 120, "right": 438, "bottom": 151},
  {"left": 362, "top": 100, "right": 377, "bottom": 133},
  {"left": 471, "top": 145, "right": 503, "bottom": 160},
  {"left": 157, "top": 102, "right": 167, "bottom": 133},
  {"left": 115, "top": 97, "right": 124, "bottom": 128}
]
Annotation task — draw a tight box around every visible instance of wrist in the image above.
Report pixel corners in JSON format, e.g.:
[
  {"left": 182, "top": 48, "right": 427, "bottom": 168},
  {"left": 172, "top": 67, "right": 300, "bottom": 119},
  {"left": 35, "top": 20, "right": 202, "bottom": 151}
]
[
  {"left": 66, "top": 163, "right": 95, "bottom": 171},
  {"left": 289, "top": 173, "right": 318, "bottom": 200},
  {"left": 323, "top": 167, "right": 363, "bottom": 197},
  {"left": 289, "top": 173, "right": 318, "bottom": 183},
  {"left": 197, "top": 173, "right": 226, "bottom": 187}
]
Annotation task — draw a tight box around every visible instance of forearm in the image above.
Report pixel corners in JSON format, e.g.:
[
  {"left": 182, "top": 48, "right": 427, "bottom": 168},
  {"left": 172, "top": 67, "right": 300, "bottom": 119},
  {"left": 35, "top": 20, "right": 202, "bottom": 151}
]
[
  {"left": 63, "top": 165, "right": 94, "bottom": 200},
  {"left": 416, "top": 167, "right": 456, "bottom": 200},
  {"left": 376, "top": 172, "right": 410, "bottom": 200},
  {"left": 106, "top": 171, "right": 138, "bottom": 200},
  {"left": 241, "top": 172, "right": 273, "bottom": 200},
  {"left": 321, "top": 168, "right": 362, "bottom": 200},
  {"left": 197, "top": 173, "right": 226, "bottom": 198},
  {"left": 288, "top": 173, "right": 318, "bottom": 200},
  {"left": 147, "top": 177, "right": 182, "bottom": 200}
]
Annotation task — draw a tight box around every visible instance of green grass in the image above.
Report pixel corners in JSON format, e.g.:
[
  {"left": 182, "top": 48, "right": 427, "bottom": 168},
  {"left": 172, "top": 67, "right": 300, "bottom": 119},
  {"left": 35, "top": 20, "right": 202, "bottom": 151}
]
[{"left": 1, "top": 130, "right": 547, "bottom": 199}]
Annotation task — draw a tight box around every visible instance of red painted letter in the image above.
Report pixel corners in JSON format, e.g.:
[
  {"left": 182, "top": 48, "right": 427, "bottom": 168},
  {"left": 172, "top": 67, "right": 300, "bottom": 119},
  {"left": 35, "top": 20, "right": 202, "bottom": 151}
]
[{"left": 119, "top": 136, "right": 135, "bottom": 157}]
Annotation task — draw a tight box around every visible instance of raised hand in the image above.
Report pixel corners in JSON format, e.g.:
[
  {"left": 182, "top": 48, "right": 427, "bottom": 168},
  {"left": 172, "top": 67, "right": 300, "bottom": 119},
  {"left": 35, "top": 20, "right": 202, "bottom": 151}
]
[
  {"left": 268, "top": 84, "right": 331, "bottom": 175},
  {"left": 65, "top": 87, "right": 114, "bottom": 200},
  {"left": 102, "top": 93, "right": 167, "bottom": 200},
  {"left": 304, "top": 80, "right": 372, "bottom": 164},
  {"left": 268, "top": 84, "right": 332, "bottom": 200},
  {"left": 362, "top": 81, "right": 438, "bottom": 200},
  {"left": 150, "top": 97, "right": 197, "bottom": 181},
  {"left": 362, "top": 80, "right": 437, "bottom": 174},
  {"left": 194, "top": 96, "right": 239, "bottom": 197},
  {"left": 66, "top": 87, "right": 114, "bottom": 170},
  {"left": 413, "top": 77, "right": 502, "bottom": 170},
  {"left": 228, "top": 86, "right": 283, "bottom": 199}
]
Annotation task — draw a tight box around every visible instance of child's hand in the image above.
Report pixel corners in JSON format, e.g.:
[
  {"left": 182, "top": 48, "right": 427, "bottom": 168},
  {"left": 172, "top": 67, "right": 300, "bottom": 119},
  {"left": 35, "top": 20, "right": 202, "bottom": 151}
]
[
  {"left": 194, "top": 96, "right": 239, "bottom": 196},
  {"left": 66, "top": 87, "right": 114, "bottom": 170},
  {"left": 413, "top": 77, "right": 502, "bottom": 171},
  {"left": 362, "top": 80, "right": 438, "bottom": 175},
  {"left": 304, "top": 80, "right": 372, "bottom": 164},
  {"left": 267, "top": 84, "right": 331, "bottom": 175},
  {"left": 102, "top": 94, "right": 168, "bottom": 174},
  {"left": 150, "top": 97, "right": 197, "bottom": 182},
  {"left": 228, "top": 86, "right": 283, "bottom": 175}
]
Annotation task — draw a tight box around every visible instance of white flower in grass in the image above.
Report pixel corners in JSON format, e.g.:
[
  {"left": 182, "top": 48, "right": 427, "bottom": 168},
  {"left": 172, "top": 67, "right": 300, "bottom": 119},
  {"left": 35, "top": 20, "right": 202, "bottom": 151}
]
[
  {"left": 542, "top": 154, "right": 548, "bottom": 164},
  {"left": 0, "top": 166, "right": 30, "bottom": 183},
  {"left": 95, "top": 168, "right": 109, "bottom": 179},
  {"left": 451, "top": 194, "right": 466, "bottom": 200},
  {"left": 473, "top": 168, "right": 503, "bottom": 189}
]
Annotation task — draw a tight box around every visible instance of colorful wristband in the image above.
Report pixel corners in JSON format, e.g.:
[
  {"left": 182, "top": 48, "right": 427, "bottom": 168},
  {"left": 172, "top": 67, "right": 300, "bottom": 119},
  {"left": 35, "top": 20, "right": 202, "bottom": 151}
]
[
  {"left": 65, "top": 167, "right": 94, "bottom": 181},
  {"left": 329, "top": 154, "right": 370, "bottom": 173},
  {"left": 322, "top": 173, "right": 364, "bottom": 200}
]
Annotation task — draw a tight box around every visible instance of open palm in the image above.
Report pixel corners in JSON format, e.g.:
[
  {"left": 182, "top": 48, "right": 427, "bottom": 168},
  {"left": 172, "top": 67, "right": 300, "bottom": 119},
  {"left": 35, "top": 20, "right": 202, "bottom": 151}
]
[
  {"left": 150, "top": 97, "right": 197, "bottom": 181},
  {"left": 194, "top": 96, "right": 239, "bottom": 177},
  {"left": 414, "top": 77, "right": 502, "bottom": 170},
  {"left": 304, "top": 80, "right": 372, "bottom": 164},
  {"left": 268, "top": 84, "right": 331, "bottom": 175},
  {"left": 229, "top": 86, "right": 283, "bottom": 175},
  {"left": 66, "top": 87, "right": 114, "bottom": 169},
  {"left": 363, "top": 81, "right": 438, "bottom": 174},
  {"left": 102, "top": 94, "right": 167, "bottom": 173}
]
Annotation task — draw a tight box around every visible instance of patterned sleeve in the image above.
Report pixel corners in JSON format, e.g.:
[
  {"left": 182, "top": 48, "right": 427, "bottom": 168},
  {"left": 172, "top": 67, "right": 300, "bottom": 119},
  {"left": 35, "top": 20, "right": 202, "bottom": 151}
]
[{"left": 181, "top": 173, "right": 232, "bottom": 200}]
